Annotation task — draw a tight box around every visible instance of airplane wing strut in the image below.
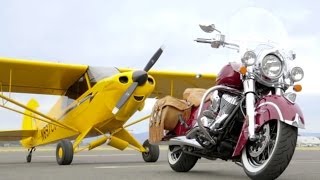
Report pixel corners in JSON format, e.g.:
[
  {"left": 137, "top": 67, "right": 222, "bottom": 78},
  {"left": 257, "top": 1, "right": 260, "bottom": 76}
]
[{"left": 0, "top": 93, "right": 78, "bottom": 132}]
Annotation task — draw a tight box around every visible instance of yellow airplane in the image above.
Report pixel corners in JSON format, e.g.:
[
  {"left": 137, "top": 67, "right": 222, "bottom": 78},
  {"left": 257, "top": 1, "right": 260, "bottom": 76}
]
[{"left": 0, "top": 47, "right": 216, "bottom": 165}]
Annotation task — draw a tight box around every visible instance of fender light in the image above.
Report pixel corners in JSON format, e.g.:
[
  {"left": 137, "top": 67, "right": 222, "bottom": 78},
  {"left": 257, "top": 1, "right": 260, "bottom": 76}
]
[
  {"left": 239, "top": 66, "right": 247, "bottom": 75},
  {"left": 284, "top": 92, "right": 296, "bottom": 103},
  {"left": 293, "top": 84, "right": 302, "bottom": 92}
]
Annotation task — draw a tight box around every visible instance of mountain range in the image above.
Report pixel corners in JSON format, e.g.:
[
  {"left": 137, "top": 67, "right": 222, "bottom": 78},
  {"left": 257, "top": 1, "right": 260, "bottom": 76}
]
[{"left": 132, "top": 131, "right": 320, "bottom": 143}]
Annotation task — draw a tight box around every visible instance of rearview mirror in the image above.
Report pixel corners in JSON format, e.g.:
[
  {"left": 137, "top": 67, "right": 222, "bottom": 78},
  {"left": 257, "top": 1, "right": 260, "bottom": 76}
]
[{"left": 199, "top": 24, "right": 221, "bottom": 33}]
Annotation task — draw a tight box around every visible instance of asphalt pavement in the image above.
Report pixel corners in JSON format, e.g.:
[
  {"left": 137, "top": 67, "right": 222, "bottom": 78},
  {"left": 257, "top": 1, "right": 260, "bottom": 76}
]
[{"left": 0, "top": 147, "right": 319, "bottom": 180}]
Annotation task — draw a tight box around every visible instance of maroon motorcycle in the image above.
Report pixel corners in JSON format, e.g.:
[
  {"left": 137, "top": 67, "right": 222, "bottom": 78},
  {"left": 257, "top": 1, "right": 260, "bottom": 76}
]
[{"left": 150, "top": 23, "right": 305, "bottom": 180}]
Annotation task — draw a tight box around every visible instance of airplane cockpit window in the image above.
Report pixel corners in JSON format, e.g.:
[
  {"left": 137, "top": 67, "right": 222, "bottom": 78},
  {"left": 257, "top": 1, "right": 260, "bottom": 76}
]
[
  {"left": 65, "top": 75, "right": 88, "bottom": 101},
  {"left": 87, "top": 66, "right": 120, "bottom": 86},
  {"left": 64, "top": 67, "right": 119, "bottom": 102}
]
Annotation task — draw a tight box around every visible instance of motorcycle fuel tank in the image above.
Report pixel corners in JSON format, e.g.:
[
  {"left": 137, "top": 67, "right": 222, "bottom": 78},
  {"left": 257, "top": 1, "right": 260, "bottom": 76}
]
[{"left": 216, "top": 62, "right": 243, "bottom": 90}]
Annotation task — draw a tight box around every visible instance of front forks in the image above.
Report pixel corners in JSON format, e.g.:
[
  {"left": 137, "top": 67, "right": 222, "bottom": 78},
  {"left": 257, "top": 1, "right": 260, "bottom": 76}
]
[{"left": 243, "top": 78, "right": 257, "bottom": 141}]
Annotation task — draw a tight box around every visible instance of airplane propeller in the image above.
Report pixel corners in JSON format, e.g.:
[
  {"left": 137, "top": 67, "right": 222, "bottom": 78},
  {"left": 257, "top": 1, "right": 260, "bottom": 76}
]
[
  {"left": 143, "top": 46, "right": 164, "bottom": 72},
  {"left": 112, "top": 46, "right": 164, "bottom": 115}
]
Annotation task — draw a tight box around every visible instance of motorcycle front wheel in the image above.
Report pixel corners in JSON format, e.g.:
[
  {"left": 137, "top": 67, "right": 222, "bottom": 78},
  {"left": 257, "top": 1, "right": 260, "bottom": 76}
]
[
  {"left": 241, "top": 120, "right": 297, "bottom": 180},
  {"left": 168, "top": 145, "right": 198, "bottom": 172}
]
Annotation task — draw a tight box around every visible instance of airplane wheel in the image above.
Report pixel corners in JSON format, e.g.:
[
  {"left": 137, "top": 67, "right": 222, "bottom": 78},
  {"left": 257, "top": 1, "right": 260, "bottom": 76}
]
[
  {"left": 56, "top": 140, "right": 74, "bottom": 165},
  {"left": 142, "top": 139, "right": 159, "bottom": 162},
  {"left": 26, "top": 154, "right": 32, "bottom": 163},
  {"left": 26, "top": 147, "right": 35, "bottom": 163}
]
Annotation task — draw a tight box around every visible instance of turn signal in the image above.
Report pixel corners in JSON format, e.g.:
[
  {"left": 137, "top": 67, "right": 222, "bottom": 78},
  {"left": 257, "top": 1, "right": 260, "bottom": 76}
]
[
  {"left": 240, "top": 66, "right": 247, "bottom": 75},
  {"left": 293, "top": 84, "right": 302, "bottom": 92}
]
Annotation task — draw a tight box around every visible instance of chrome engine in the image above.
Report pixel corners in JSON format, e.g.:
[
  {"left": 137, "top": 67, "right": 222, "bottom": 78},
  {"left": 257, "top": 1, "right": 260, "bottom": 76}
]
[
  {"left": 186, "top": 90, "right": 241, "bottom": 149},
  {"left": 200, "top": 91, "right": 241, "bottom": 131}
]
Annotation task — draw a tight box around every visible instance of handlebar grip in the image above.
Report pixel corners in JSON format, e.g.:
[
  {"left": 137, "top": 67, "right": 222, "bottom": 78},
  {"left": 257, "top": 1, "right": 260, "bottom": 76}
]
[{"left": 195, "top": 38, "right": 213, "bottom": 44}]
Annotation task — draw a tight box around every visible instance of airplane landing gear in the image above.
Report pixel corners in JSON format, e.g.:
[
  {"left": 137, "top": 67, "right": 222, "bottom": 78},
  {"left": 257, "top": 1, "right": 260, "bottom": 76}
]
[
  {"left": 56, "top": 139, "right": 74, "bottom": 165},
  {"left": 142, "top": 139, "right": 159, "bottom": 162},
  {"left": 26, "top": 147, "right": 35, "bottom": 163}
]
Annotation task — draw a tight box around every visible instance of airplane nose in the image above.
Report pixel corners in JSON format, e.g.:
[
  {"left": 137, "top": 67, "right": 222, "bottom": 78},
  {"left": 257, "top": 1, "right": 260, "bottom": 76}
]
[{"left": 132, "top": 70, "right": 148, "bottom": 86}]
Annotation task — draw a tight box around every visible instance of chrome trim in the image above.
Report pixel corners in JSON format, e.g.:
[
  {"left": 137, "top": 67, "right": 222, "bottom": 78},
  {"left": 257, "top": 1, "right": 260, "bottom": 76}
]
[
  {"left": 275, "top": 87, "right": 284, "bottom": 96},
  {"left": 261, "top": 54, "right": 284, "bottom": 80},
  {"left": 284, "top": 113, "right": 305, "bottom": 129},
  {"left": 243, "top": 78, "right": 255, "bottom": 92},
  {"left": 283, "top": 92, "right": 296, "bottom": 104},
  {"left": 155, "top": 136, "right": 204, "bottom": 149},
  {"left": 243, "top": 78, "right": 256, "bottom": 141},
  {"left": 257, "top": 102, "right": 304, "bottom": 128},
  {"left": 195, "top": 85, "right": 242, "bottom": 143},
  {"left": 290, "top": 67, "right": 304, "bottom": 82},
  {"left": 246, "top": 92, "right": 256, "bottom": 140},
  {"left": 253, "top": 46, "right": 289, "bottom": 88},
  {"left": 257, "top": 101, "right": 284, "bottom": 121},
  {"left": 241, "top": 51, "right": 257, "bottom": 66},
  {"left": 197, "top": 85, "right": 242, "bottom": 119},
  {"left": 246, "top": 66, "right": 255, "bottom": 78}
]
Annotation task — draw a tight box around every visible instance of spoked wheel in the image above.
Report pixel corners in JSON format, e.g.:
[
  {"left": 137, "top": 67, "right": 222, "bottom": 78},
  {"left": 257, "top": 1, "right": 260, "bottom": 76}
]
[
  {"left": 241, "top": 120, "right": 297, "bottom": 180},
  {"left": 56, "top": 140, "right": 74, "bottom": 165},
  {"left": 142, "top": 139, "right": 160, "bottom": 162},
  {"left": 168, "top": 145, "right": 198, "bottom": 172}
]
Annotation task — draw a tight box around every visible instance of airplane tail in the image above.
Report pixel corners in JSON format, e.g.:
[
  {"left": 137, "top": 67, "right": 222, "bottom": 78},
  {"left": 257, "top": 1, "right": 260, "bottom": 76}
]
[{"left": 20, "top": 98, "right": 40, "bottom": 148}]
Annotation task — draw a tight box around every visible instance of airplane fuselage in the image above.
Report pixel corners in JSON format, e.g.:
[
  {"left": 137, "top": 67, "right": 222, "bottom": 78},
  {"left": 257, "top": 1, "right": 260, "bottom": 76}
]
[{"left": 27, "top": 71, "right": 155, "bottom": 147}]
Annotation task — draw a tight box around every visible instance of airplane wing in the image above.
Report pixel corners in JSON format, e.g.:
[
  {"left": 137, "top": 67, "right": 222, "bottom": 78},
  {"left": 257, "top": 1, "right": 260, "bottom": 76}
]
[
  {"left": 119, "top": 68, "right": 217, "bottom": 99},
  {"left": 0, "top": 57, "right": 88, "bottom": 95},
  {"left": 0, "top": 57, "right": 216, "bottom": 98},
  {"left": 0, "top": 130, "right": 37, "bottom": 141}
]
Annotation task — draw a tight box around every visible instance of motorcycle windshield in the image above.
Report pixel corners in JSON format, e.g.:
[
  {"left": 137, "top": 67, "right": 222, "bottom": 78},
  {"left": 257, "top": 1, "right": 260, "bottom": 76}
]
[{"left": 226, "top": 7, "right": 290, "bottom": 55}]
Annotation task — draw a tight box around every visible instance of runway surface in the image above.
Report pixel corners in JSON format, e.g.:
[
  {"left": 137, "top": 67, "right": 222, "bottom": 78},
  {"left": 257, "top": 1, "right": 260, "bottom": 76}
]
[{"left": 0, "top": 147, "right": 319, "bottom": 180}]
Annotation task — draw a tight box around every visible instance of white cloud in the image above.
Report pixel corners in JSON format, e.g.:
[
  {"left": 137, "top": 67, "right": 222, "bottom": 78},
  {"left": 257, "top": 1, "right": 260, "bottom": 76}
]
[
  {"left": 286, "top": 36, "right": 320, "bottom": 94},
  {"left": 276, "top": 8, "right": 312, "bottom": 23},
  {"left": 0, "top": 0, "right": 319, "bottom": 133}
]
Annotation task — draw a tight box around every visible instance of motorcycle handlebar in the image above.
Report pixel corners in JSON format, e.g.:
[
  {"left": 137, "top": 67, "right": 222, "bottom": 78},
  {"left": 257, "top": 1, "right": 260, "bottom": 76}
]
[
  {"left": 195, "top": 38, "right": 213, "bottom": 44},
  {"left": 195, "top": 37, "right": 240, "bottom": 51}
]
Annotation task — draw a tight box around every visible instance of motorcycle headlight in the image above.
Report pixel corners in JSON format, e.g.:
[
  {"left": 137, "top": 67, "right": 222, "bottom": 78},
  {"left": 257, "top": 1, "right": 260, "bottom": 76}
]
[
  {"left": 241, "top": 51, "right": 257, "bottom": 66},
  {"left": 290, "top": 67, "right": 304, "bottom": 82},
  {"left": 261, "top": 54, "right": 283, "bottom": 79}
]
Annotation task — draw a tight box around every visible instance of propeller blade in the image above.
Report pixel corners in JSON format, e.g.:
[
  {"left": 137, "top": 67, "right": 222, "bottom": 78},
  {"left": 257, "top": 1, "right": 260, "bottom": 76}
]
[
  {"left": 113, "top": 46, "right": 165, "bottom": 115},
  {"left": 143, "top": 45, "right": 165, "bottom": 72},
  {"left": 112, "top": 82, "right": 138, "bottom": 115}
]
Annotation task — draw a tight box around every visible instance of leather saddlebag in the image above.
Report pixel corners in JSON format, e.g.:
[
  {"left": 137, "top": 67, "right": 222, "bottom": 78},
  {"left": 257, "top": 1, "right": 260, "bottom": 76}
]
[
  {"left": 149, "top": 96, "right": 191, "bottom": 143},
  {"left": 183, "top": 88, "right": 207, "bottom": 107}
]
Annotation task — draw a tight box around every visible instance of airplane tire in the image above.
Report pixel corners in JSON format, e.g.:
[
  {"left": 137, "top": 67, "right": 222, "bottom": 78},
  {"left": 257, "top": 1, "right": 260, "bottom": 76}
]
[
  {"left": 26, "top": 154, "right": 31, "bottom": 163},
  {"left": 142, "top": 139, "right": 159, "bottom": 162},
  {"left": 56, "top": 140, "right": 74, "bottom": 165}
]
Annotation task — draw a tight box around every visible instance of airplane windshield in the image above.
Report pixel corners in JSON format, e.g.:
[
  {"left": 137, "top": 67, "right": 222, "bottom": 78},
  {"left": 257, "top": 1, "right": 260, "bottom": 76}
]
[
  {"left": 87, "top": 66, "right": 120, "bottom": 83},
  {"left": 64, "top": 66, "right": 120, "bottom": 102}
]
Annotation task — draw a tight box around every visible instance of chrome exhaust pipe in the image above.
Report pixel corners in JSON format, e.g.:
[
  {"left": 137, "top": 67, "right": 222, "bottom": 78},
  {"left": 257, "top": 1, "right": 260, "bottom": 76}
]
[{"left": 153, "top": 136, "right": 204, "bottom": 149}]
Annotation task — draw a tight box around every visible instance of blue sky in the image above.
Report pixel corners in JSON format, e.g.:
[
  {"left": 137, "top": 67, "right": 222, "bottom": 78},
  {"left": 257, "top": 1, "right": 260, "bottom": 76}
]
[{"left": 0, "top": 0, "right": 319, "bottom": 133}]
